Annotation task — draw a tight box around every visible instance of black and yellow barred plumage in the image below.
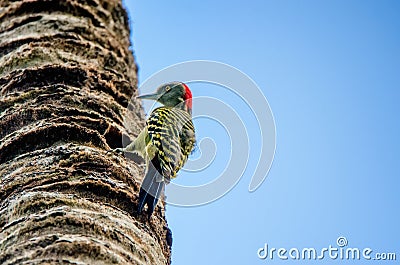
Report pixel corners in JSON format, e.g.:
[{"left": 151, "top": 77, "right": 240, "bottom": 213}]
[
  {"left": 120, "top": 82, "right": 195, "bottom": 218},
  {"left": 146, "top": 107, "right": 195, "bottom": 180}
]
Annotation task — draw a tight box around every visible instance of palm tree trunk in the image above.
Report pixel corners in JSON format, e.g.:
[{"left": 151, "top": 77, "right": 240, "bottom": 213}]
[{"left": 0, "top": 0, "right": 171, "bottom": 264}]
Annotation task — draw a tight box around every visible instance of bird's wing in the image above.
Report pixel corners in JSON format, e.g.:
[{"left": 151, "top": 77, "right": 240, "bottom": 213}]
[
  {"left": 147, "top": 107, "right": 194, "bottom": 180},
  {"left": 178, "top": 115, "right": 196, "bottom": 170}
]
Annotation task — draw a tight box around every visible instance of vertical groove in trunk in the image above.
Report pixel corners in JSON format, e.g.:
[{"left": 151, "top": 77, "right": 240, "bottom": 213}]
[{"left": 0, "top": 0, "right": 171, "bottom": 264}]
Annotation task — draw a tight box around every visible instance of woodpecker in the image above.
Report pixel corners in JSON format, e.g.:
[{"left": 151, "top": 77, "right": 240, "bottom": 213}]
[{"left": 114, "top": 82, "right": 195, "bottom": 218}]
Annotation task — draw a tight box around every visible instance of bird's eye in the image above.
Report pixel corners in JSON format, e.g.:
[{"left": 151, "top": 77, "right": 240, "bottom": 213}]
[{"left": 165, "top": 86, "right": 171, "bottom": 92}]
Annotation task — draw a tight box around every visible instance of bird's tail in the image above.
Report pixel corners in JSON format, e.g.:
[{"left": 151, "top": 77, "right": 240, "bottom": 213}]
[{"left": 137, "top": 159, "right": 165, "bottom": 218}]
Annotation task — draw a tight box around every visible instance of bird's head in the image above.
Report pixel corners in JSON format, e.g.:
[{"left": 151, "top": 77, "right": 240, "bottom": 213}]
[{"left": 137, "top": 82, "right": 193, "bottom": 113}]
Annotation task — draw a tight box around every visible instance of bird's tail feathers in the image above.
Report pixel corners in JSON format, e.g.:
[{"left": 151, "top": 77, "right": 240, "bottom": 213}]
[{"left": 137, "top": 161, "right": 165, "bottom": 217}]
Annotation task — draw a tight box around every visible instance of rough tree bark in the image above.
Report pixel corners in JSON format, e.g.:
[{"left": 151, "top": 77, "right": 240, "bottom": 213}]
[{"left": 0, "top": 0, "right": 171, "bottom": 264}]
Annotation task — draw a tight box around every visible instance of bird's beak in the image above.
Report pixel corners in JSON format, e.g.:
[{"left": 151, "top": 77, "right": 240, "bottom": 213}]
[{"left": 136, "top": 93, "right": 161, "bottom": 100}]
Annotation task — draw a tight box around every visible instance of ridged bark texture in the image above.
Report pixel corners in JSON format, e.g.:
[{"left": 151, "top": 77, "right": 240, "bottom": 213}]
[{"left": 0, "top": 0, "right": 171, "bottom": 264}]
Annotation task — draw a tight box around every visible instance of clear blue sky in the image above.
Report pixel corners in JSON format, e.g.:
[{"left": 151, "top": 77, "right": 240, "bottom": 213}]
[{"left": 124, "top": 1, "right": 400, "bottom": 264}]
